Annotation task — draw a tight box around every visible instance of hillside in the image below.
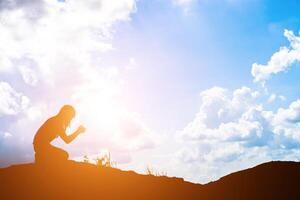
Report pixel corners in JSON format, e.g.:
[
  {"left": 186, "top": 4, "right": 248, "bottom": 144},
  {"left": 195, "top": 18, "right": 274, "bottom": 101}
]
[{"left": 1, "top": 161, "right": 300, "bottom": 200}]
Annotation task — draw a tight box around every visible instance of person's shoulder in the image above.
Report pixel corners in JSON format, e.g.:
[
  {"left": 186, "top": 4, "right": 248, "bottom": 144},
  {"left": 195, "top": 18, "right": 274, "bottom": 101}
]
[
  {"left": 44, "top": 116, "right": 55, "bottom": 122},
  {"left": 43, "top": 115, "right": 60, "bottom": 126},
  {"left": 42, "top": 116, "right": 64, "bottom": 133}
]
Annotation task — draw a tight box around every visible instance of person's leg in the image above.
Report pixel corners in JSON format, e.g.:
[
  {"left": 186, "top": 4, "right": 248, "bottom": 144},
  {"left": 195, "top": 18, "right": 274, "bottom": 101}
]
[
  {"left": 48, "top": 145, "right": 69, "bottom": 161},
  {"left": 34, "top": 143, "right": 69, "bottom": 164},
  {"left": 33, "top": 143, "right": 45, "bottom": 164}
]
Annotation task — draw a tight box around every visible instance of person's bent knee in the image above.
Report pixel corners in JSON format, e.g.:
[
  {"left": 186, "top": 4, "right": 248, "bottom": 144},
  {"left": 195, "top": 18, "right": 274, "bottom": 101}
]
[
  {"left": 57, "top": 148, "right": 69, "bottom": 160},
  {"left": 63, "top": 151, "right": 69, "bottom": 160}
]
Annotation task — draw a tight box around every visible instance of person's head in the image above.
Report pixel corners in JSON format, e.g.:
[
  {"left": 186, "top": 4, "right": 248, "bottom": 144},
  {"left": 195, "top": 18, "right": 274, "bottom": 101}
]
[{"left": 58, "top": 105, "right": 76, "bottom": 127}]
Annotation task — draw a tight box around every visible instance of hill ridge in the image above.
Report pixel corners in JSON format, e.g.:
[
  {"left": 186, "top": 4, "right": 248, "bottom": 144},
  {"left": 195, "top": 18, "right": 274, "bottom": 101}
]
[{"left": 1, "top": 161, "right": 300, "bottom": 200}]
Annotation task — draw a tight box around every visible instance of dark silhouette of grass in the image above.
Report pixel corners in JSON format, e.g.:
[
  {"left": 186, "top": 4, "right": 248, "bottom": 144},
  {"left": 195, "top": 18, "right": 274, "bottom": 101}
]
[
  {"left": 83, "top": 152, "right": 117, "bottom": 168},
  {"left": 145, "top": 165, "right": 168, "bottom": 177},
  {"left": 1, "top": 161, "right": 300, "bottom": 200}
]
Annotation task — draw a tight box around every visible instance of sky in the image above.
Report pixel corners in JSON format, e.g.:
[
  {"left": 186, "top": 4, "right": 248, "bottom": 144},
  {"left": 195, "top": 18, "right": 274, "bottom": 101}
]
[{"left": 1, "top": 0, "right": 300, "bottom": 183}]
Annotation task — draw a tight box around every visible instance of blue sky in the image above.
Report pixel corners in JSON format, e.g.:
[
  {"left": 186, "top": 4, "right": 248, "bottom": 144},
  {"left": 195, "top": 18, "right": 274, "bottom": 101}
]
[
  {"left": 1, "top": 0, "right": 300, "bottom": 183},
  {"left": 109, "top": 0, "right": 300, "bottom": 129}
]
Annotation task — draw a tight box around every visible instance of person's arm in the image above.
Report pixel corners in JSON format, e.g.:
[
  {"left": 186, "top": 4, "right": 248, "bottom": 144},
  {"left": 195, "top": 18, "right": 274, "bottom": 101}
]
[{"left": 60, "top": 125, "right": 86, "bottom": 144}]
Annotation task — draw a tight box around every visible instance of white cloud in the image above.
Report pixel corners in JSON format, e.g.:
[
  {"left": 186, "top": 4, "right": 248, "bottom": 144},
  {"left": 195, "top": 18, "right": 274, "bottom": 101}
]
[
  {"left": 203, "top": 143, "right": 244, "bottom": 162},
  {"left": 171, "top": 0, "right": 251, "bottom": 14},
  {"left": 18, "top": 65, "right": 38, "bottom": 86},
  {"left": 273, "top": 100, "right": 300, "bottom": 125},
  {"left": 270, "top": 100, "right": 300, "bottom": 144},
  {"left": 171, "top": 0, "right": 196, "bottom": 14},
  {"left": 251, "top": 29, "right": 300, "bottom": 84},
  {"left": 3, "top": 132, "right": 12, "bottom": 139},
  {"left": 180, "top": 86, "right": 300, "bottom": 149},
  {"left": 267, "top": 93, "right": 277, "bottom": 103},
  {"left": 172, "top": 0, "right": 196, "bottom": 7},
  {"left": 175, "top": 84, "right": 300, "bottom": 183},
  {"left": 0, "top": 82, "right": 29, "bottom": 116},
  {"left": 176, "top": 147, "right": 201, "bottom": 163},
  {"left": 0, "top": 0, "right": 136, "bottom": 82},
  {"left": 279, "top": 95, "right": 287, "bottom": 101},
  {"left": 181, "top": 86, "right": 260, "bottom": 140}
]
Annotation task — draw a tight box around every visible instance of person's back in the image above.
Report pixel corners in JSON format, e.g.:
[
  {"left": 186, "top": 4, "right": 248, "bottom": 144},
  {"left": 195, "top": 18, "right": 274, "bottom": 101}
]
[
  {"left": 33, "top": 105, "right": 86, "bottom": 164},
  {"left": 33, "top": 116, "right": 64, "bottom": 146}
]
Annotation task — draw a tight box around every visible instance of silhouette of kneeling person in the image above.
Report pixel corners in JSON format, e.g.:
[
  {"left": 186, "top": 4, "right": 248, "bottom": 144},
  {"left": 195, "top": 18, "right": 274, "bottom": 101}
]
[{"left": 33, "top": 105, "right": 85, "bottom": 164}]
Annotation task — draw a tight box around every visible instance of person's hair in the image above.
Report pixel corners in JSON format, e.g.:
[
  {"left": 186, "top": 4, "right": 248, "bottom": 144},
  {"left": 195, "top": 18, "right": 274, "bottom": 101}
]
[{"left": 58, "top": 105, "right": 76, "bottom": 127}]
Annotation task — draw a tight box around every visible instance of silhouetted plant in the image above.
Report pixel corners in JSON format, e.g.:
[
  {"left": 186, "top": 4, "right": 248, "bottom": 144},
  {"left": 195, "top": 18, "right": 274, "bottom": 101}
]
[
  {"left": 146, "top": 165, "right": 154, "bottom": 175},
  {"left": 83, "top": 152, "right": 116, "bottom": 168},
  {"left": 145, "top": 165, "right": 167, "bottom": 177},
  {"left": 95, "top": 152, "right": 113, "bottom": 167},
  {"left": 83, "top": 155, "right": 90, "bottom": 163},
  {"left": 155, "top": 170, "right": 167, "bottom": 177}
]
